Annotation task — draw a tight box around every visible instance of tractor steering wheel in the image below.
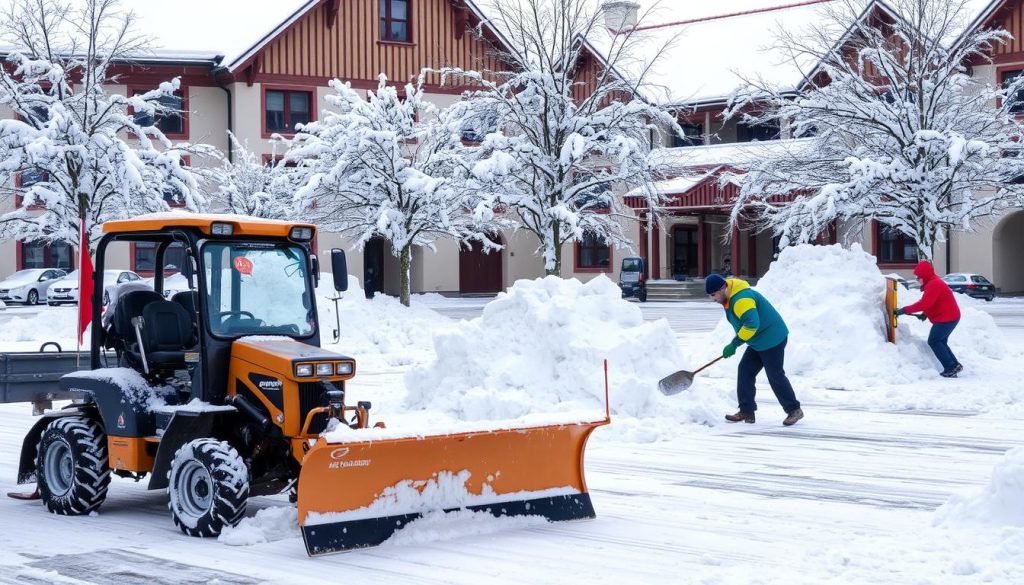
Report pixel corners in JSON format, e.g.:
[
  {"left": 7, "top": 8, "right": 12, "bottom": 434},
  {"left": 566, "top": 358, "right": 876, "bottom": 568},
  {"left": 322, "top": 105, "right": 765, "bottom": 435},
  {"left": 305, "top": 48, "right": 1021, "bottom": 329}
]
[{"left": 216, "top": 310, "right": 256, "bottom": 322}]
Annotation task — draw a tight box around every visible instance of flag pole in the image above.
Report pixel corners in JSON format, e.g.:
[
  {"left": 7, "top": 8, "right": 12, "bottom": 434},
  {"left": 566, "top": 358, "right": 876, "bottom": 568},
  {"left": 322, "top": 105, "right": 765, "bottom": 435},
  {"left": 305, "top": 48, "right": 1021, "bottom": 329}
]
[{"left": 76, "top": 219, "right": 83, "bottom": 369}]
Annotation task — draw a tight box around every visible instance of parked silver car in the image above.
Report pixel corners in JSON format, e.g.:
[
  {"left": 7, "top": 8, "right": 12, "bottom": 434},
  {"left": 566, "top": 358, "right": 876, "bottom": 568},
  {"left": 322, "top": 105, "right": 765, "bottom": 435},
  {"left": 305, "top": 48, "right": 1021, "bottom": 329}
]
[
  {"left": 943, "top": 272, "right": 997, "bottom": 301},
  {"left": 47, "top": 269, "right": 146, "bottom": 306},
  {"left": 0, "top": 268, "right": 68, "bottom": 305}
]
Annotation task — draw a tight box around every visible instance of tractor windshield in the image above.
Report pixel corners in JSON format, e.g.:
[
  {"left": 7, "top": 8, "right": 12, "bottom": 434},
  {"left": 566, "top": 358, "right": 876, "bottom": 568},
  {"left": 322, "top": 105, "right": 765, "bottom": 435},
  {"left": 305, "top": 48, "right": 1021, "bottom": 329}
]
[{"left": 202, "top": 241, "right": 315, "bottom": 338}]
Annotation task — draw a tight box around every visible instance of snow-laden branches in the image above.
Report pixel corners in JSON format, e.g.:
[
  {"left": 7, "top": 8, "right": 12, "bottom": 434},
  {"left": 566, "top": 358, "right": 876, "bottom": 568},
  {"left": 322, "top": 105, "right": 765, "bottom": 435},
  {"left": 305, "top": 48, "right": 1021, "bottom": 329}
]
[
  {"left": 0, "top": 0, "right": 208, "bottom": 255},
  {"left": 203, "top": 132, "right": 295, "bottom": 219},
  {"left": 724, "top": 0, "right": 1024, "bottom": 260},
  {"left": 439, "top": 0, "right": 682, "bottom": 275},
  {"left": 287, "top": 75, "right": 506, "bottom": 305}
]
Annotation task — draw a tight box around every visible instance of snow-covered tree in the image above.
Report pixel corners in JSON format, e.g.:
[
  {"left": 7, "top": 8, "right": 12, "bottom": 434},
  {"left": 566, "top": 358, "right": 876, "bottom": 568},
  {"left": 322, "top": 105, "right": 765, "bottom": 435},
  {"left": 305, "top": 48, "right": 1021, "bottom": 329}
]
[
  {"left": 0, "top": 0, "right": 207, "bottom": 255},
  {"left": 441, "top": 0, "right": 682, "bottom": 276},
  {"left": 288, "top": 75, "right": 503, "bottom": 306},
  {"left": 725, "top": 0, "right": 1024, "bottom": 260},
  {"left": 206, "top": 132, "right": 294, "bottom": 219}
]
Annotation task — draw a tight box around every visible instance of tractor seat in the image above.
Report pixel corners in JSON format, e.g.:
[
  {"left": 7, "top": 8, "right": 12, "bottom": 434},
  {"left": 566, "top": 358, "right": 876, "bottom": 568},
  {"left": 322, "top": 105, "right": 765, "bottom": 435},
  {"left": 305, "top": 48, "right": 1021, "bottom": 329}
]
[
  {"left": 111, "top": 290, "right": 165, "bottom": 348},
  {"left": 137, "top": 300, "right": 194, "bottom": 370}
]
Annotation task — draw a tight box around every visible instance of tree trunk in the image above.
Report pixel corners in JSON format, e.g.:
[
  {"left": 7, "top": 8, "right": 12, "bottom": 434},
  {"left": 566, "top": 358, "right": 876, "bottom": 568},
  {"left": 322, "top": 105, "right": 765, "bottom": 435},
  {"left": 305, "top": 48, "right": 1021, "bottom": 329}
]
[
  {"left": 547, "top": 221, "right": 562, "bottom": 277},
  {"left": 400, "top": 244, "right": 411, "bottom": 307}
]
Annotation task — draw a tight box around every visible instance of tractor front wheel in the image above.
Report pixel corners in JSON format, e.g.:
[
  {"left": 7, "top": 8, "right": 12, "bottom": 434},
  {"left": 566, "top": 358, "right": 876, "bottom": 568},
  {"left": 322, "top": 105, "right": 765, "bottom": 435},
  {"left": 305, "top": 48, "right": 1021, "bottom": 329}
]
[
  {"left": 168, "top": 439, "right": 249, "bottom": 537},
  {"left": 36, "top": 417, "right": 111, "bottom": 515}
]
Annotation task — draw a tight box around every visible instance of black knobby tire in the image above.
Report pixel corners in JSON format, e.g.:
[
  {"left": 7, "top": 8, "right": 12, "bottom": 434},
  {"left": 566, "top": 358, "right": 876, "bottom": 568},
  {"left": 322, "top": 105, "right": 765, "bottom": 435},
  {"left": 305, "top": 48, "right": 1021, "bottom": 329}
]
[
  {"left": 27, "top": 289, "right": 38, "bottom": 305},
  {"left": 35, "top": 417, "right": 111, "bottom": 515},
  {"left": 168, "top": 439, "right": 250, "bottom": 537}
]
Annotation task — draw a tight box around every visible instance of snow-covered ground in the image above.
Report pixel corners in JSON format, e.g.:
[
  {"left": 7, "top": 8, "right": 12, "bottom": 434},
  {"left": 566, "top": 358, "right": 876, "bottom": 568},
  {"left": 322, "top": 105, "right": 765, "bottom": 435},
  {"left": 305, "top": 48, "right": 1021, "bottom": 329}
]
[{"left": 1, "top": 245, "right": 1023, "bottom": 584}]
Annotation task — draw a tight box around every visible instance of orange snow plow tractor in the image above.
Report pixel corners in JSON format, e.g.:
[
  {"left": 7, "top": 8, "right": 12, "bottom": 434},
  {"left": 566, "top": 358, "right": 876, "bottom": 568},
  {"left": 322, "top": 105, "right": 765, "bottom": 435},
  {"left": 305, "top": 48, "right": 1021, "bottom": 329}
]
[{"left": 1, "top": 214, "right": 609, "bottom": 556}]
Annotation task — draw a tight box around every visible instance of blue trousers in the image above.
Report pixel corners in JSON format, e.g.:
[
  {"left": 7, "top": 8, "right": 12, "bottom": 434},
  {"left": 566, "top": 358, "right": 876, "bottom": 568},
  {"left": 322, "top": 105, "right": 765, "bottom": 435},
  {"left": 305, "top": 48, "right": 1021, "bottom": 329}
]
[
  {"left": 737, "top": 337, "right": 801, "bottom": 413},
  {"left": 928, "top": 320, "right": 960, "bottom": 372}
]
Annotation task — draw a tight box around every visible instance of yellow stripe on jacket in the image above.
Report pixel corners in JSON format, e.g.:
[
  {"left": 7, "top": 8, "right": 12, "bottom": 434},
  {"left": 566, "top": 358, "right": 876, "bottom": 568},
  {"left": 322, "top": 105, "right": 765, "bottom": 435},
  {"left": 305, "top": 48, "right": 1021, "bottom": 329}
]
[{"left": 733, "top": 297, "right": 758, "bottom": 341}]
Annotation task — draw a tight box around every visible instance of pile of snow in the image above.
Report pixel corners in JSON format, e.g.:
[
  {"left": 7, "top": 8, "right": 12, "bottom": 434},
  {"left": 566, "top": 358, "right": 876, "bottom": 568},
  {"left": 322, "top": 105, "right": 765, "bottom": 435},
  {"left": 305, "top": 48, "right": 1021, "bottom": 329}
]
[
  {"left": 405, "top": 275, "right": 730, "bottom": 439},
  {"left": 0, "top": 306, "right": 87, "bottom": 351},
  {"left": 704, "top": 244, "right": 1008, "bottom": 389},
  {"left": 219, "top": 505, "right": 299, "bottom": 546},
  {"left": 934, "top": 447, "right": 1024, "bottom": 528},
  {"left": 317, "top": 275, "right": 455, "bottom": 367}
]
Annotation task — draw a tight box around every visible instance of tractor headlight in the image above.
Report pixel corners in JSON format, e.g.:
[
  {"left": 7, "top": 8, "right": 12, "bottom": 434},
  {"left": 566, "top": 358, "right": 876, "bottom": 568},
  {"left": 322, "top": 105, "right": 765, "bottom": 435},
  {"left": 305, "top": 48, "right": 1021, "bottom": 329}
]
[
  {"left": 295, "top": 363, "right": 314, "bottom": 377},
  {"left": 290, "top": 226, "right": 314, "bottom": 241},
  {"left": 211, "top": 222, "right": 235, "bottom": 236},
  {"left": 315, "top": 363, "right": 334, "bottom": 376},
  {"left": 335, "top": 362, "right": 353, "bottom": 376}
]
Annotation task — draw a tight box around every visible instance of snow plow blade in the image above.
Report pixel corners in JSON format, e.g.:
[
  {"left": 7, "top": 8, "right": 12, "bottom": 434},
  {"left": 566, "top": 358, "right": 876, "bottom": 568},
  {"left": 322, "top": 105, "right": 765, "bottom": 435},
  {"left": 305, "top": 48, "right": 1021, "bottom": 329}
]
[{"left": 297, "top": 420, "right": 608, "bottom": 555}]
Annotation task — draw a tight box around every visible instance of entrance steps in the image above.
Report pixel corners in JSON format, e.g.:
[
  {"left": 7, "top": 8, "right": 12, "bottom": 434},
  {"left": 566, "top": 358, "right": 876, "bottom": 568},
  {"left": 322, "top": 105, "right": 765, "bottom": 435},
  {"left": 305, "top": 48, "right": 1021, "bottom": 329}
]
[{"left": 646, "top": 277, "right": 759, "bottom": 301}]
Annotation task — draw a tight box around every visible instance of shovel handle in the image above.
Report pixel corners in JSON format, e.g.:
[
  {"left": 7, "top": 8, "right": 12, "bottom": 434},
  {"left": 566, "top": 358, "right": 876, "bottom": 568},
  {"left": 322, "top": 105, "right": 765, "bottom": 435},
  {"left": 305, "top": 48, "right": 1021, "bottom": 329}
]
[{"left": 691, "top": 355, "right": 724, "bottom": 376}]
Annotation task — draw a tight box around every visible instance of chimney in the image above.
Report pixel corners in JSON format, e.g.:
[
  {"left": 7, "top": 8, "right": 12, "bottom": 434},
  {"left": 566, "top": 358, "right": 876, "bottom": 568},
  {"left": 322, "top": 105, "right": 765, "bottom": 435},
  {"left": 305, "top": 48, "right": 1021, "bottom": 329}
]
[{"left": 601, "top": 1, "right": 641, "bottom": 31}]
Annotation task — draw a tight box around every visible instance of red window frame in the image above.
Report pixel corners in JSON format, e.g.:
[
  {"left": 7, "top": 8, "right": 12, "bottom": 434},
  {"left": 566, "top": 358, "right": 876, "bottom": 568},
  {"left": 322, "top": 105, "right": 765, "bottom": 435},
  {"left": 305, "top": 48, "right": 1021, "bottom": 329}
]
[
  {"left": 574, "top": 232, "right": 613, "bottom": 273},
  {"left": 262, "top": 86, "right": 316, "bottom": 138},
  {"left": 872, "top": 220, "right": 918, "bottom": 267},
  {"left": 127, "top": 84, "right": 189, "bottom": 140},
  {"left": 379, "top": 0, "right": 413, "bottom": 44},
  {"left": 17, "top": 241, "right": 75, "bottom": 271}
]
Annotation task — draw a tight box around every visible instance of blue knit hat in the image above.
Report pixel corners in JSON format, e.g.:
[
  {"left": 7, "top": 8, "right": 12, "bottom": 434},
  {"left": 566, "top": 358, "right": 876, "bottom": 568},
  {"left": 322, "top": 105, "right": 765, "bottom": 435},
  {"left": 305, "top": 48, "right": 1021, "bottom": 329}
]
[{"left": 704, "top": 273, "right": 727, "bottom": 295}]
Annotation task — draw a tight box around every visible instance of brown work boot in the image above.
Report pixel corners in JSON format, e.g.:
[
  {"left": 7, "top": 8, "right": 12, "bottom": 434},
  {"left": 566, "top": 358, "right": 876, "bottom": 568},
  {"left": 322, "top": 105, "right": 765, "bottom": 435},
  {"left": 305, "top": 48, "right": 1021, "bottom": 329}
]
[
  {"left": 783, "top": 408, "right": 804, "bottom": 426},
  {"left": 725, "top": 411, "right": 755, "bottom": 424}
]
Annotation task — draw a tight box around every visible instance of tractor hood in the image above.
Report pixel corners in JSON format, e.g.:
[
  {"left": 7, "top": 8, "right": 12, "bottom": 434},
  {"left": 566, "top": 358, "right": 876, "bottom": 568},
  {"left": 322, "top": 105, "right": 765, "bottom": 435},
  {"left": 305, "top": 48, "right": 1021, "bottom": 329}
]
[{"left": 232, "top": 337, "right": 356, "bottom": 380}]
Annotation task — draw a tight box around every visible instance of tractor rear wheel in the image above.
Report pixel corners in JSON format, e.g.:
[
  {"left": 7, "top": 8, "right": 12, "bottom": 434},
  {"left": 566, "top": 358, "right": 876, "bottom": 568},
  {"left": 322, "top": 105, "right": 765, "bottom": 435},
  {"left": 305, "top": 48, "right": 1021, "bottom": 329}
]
[
  {"left": 36, "top": 417, "right": 111, "bottom": 515},
  {"left": 168, "top": 439, "right": 249, "bottom": 537}
]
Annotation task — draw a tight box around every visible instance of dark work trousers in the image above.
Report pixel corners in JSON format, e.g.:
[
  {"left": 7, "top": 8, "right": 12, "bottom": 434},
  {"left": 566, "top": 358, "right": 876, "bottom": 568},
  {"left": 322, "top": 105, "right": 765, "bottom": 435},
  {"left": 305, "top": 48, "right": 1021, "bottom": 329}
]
[
  {"left": 928, "top": 320, "right": 960, "bottom": 372},
  {"left": 737, "top": 337, "right": 800, "bottom": 413}
]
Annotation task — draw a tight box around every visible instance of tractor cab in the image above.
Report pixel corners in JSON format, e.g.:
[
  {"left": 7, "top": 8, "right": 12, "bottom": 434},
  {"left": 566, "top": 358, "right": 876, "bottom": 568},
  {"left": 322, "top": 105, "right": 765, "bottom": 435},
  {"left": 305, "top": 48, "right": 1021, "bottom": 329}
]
[{"left": 88, "top": 215, "right": 343, "bottom": 405}]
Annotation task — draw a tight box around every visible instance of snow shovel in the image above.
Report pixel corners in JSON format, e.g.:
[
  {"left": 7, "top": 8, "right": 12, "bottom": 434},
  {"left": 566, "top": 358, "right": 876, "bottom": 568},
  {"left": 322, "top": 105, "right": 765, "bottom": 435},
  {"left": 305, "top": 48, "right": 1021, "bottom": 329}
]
[{"left": 658, "top": 356, "right": 724, "bottom": 396}]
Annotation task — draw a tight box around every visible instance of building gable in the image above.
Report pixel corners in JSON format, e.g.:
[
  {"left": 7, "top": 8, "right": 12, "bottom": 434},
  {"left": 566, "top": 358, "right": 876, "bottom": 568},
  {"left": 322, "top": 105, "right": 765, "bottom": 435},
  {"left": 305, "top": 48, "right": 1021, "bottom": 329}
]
[{"left": 236, "top": 0, "right": 506, "bottom": 89}]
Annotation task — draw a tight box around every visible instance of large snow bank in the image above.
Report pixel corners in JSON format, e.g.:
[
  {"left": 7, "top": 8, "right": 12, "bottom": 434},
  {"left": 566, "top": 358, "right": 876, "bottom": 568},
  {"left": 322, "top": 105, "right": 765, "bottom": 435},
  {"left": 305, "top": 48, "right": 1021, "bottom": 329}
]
[
  {"left": 405, "top": 275, "right": 730, "bottom": 439},
  {"left": 705, "top": 244, "right": 1008, "bottom": 388},
  {"left": 934, "top": 447, "right": 1024, "bottom": 528},
  {"left": 317, "top": 275, "right": 454, "bottom": 367}
]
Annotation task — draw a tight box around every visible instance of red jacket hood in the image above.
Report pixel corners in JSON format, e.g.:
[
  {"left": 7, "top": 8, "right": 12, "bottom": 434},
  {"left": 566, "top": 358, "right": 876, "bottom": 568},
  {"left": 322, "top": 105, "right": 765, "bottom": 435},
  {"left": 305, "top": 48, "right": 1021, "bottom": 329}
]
[{"left": 913, "top": 261, "right": 937, "bottom": 283}]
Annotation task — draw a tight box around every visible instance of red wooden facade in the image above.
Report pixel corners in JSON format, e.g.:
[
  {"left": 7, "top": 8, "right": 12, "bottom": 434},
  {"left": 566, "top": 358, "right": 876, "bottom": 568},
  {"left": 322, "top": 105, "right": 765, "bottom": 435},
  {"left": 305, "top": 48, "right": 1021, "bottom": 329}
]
[{"left": 236, "top": 0, "right": 505, "bottom": 90}]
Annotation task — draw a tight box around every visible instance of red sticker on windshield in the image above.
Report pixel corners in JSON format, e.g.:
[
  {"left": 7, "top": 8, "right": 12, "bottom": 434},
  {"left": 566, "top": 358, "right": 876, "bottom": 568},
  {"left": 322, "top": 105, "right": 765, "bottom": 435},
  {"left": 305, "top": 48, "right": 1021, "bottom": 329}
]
[{"left": 233, "top": 256, "right": 253, "bottom": 275}]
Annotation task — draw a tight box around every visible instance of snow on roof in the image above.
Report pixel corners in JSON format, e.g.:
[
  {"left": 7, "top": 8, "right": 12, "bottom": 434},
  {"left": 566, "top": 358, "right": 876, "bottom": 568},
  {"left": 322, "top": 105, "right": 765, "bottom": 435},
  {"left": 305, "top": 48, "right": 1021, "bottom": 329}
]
[
  {"left": 649, "top": 138, "right": 815, "bottom": 170},
  {"left": 126, "top": 0, "right": 310, "bottom": 69},
  {"left": 604, "top": 1, "right": 840, "bottom": 106}
]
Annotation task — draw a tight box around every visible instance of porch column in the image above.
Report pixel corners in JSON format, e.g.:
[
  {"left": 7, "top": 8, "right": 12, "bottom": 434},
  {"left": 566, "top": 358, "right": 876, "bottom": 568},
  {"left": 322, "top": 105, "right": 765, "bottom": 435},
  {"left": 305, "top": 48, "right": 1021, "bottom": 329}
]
[
  {"left": 731, "top": 224, "right": 741, "bottom": 277},
  {"left": 639, "top": 213, "right": 650, "bottom": 278},
  {"left": 697, "top": 215, "right": 706, "bottom": 276},
  {"left": 652, "top": 220, "right": 661, "bottom": 279}
]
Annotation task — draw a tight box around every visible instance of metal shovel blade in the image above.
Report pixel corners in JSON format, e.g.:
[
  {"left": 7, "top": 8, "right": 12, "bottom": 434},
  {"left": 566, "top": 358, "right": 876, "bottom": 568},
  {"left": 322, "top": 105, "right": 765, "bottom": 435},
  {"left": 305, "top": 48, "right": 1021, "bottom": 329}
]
[{"left": 658, "top": 370, "right": 695, "bottom": 396}]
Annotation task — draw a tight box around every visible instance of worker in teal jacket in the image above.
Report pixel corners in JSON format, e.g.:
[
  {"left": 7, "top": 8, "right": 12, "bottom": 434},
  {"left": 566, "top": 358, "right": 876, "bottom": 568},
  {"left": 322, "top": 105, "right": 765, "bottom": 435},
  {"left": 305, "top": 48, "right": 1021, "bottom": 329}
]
[{"left": 705, "top": 273, "right": 803, "bottom": 426}]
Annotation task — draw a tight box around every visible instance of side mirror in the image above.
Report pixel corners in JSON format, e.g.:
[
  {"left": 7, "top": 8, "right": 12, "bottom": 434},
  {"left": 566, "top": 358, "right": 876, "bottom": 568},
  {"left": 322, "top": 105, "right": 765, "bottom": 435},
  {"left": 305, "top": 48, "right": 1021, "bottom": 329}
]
[{"left": 331, "top": 248, "right": 348, "bottom": 292}]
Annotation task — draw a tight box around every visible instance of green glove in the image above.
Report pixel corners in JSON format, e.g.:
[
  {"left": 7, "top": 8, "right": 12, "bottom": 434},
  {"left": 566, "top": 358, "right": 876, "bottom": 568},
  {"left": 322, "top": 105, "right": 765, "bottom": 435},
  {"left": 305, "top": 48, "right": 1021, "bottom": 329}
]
[
  {"left": 915, "top": 313, "right": 927, "bottom": 322},
  {"left": 894, "top": 307, "right": 905, "bottom": 317},
  {"left": 722, "top": 344, "right": 737, "bottom": 359}
]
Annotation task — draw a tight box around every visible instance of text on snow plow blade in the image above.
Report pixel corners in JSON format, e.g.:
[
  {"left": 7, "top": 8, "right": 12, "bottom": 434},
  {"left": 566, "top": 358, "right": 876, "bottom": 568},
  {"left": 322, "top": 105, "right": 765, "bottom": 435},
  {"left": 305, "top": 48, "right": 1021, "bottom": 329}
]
[{"left": 1, "top": 213, "right": 610, "bottom": 556}]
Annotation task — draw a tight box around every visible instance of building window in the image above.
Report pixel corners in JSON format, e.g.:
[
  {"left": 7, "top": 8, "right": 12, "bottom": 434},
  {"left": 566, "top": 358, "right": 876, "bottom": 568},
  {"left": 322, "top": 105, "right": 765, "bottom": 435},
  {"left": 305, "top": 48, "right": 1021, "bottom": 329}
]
[
  {"left": 265, "top": 90, "right": 312, "bottom": 134},
  {"left": 737, "top": 120, "right": 780, "bottom": 142},
  {"left": 1002, "top": 69, "right": 1024, "bottom": 114},
  {"left": 21, "top": 241, "right": 73, "bottom": 270},
  {"left": 576, "top": 232, "right": 611, "bottom": 270},
  {"left": 379, "top": 0, "right": 411, "bottom": 43},
  {"left": 132, "top": 89, "right": 185, "bottom": 136},
  {"left": 134, "top": 241, "right": 188, "bottom": 275},
  {"left": 876, "top": 224, "right": 917, "bottom": 264},
  {"left": 672, "top": 123, "right": 703, "bottom": 147}
]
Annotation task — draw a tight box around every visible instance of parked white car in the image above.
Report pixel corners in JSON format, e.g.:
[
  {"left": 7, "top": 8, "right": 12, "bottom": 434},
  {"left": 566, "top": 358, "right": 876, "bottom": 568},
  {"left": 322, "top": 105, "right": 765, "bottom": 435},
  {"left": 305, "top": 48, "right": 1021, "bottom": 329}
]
[
  {"left": 47, "top": 269, "right": 146, "bottom": 306},
  {"left": 0, "top": 269, "right": 67, "bottom": 305},
  {"left": 144, "top": 272, "right": 194, "bottom": 300}
]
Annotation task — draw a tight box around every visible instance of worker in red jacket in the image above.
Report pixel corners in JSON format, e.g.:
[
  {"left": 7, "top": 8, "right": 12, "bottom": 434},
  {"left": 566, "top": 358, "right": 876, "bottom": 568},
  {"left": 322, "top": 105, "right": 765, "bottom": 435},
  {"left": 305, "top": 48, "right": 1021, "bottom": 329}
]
[{"left": 896, "top": 261, "right": 963, "bottom": 377}]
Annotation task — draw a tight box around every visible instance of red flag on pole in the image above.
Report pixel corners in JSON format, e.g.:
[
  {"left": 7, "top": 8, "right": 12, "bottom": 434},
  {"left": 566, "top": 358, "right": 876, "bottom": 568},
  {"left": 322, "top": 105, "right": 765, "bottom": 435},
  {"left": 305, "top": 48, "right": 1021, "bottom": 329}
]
[{"left": 78, "top": 219, "right": 94, "bottom": 345}]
